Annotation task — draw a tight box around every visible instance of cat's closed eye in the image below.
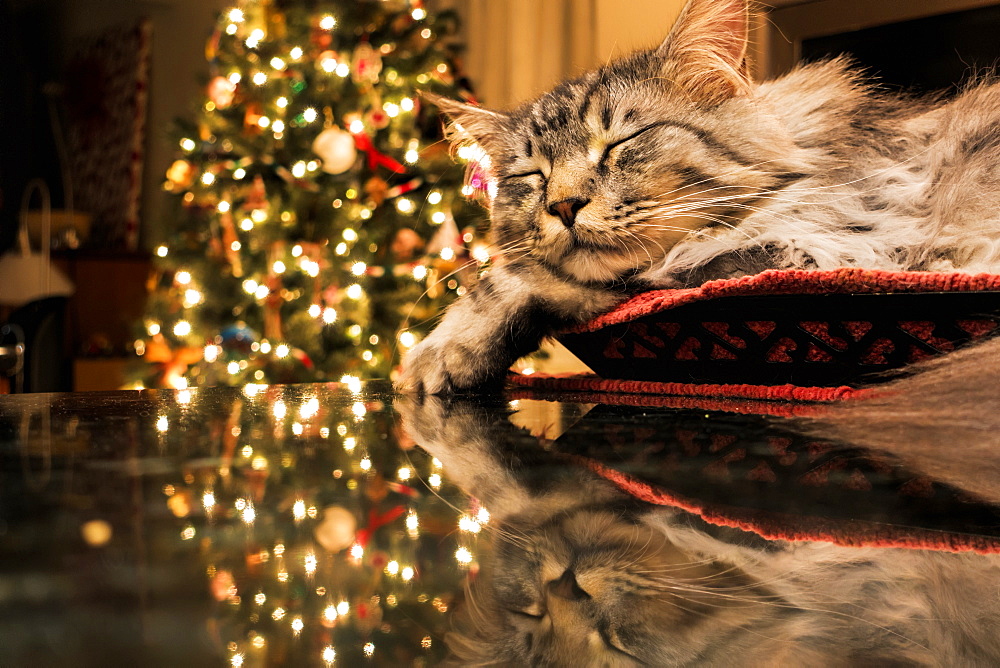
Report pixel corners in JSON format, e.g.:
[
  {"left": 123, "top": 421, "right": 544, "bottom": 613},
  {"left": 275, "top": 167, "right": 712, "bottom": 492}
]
[
  {"left": 503, "top": 169, "right": 546, "bottom": 181},
  {"left": 600, "top": 123, "right": 666, "bottom": 167}
]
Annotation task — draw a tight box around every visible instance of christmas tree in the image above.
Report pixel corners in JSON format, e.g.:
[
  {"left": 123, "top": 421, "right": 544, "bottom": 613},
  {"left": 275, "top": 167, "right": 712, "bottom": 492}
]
[{"left": 138, "top": 0, "right": 488, "bottom": 389}]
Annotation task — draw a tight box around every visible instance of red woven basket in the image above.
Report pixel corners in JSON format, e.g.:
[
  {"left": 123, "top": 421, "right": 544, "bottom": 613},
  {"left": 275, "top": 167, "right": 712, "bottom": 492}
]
[{"left": 557, "top": 268, "right": 1000, "bottom": 388}]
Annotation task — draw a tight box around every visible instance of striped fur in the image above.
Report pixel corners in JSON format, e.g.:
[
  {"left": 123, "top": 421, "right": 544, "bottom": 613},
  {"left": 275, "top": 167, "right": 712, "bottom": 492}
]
[{"left": 398, "top": 0, "right": 1000, "bottom": 394}]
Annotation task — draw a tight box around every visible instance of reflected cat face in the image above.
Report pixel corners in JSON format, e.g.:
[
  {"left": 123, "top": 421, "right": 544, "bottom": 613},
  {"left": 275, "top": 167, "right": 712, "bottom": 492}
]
[{"left": 463, "top": 506, "right": 781, "bottom": 666}]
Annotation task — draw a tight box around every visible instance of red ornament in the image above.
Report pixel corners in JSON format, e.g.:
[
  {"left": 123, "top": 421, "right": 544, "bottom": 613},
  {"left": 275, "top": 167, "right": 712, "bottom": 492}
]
[{"left": 207, "top": 75, "right": 237, "bottom": 109}]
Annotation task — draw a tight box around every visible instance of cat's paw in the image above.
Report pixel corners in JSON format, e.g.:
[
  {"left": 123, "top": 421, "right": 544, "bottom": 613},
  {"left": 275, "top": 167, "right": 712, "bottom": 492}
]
[{"left": 396, "top": 336, "right": 500, "bottom": 395}]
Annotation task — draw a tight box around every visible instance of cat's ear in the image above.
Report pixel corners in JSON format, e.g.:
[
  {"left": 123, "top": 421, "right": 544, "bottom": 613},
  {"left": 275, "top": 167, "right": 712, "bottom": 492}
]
[
  {"left": 423, "top": 93, "right": 508, "bottom": 156},
  {"left": 657, "top": 0, "right": 752, "bottom": 104}
]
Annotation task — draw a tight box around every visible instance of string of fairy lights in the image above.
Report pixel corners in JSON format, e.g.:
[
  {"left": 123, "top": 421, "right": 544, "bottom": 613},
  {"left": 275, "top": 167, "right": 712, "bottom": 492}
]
[
  {"left": 137, "top": 0, "right": 492, "bottom": 389},
  {"left": 156, "top": 384, "right": 489, "bottom": 665}
]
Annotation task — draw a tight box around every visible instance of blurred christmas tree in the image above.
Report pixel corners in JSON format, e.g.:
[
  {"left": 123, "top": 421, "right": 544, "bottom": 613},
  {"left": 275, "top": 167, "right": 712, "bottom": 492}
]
[{"left": 137, "top": 0, "right": 488, "bottom": 389}]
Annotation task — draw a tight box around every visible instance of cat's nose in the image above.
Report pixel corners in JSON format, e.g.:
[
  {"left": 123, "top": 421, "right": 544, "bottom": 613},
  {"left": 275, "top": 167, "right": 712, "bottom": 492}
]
[
  {"left": 547, "top": 197, "right": 589, "bottom": 228},
  {"left": 547, "top": 569, "right": 591, "bottom": 601}
]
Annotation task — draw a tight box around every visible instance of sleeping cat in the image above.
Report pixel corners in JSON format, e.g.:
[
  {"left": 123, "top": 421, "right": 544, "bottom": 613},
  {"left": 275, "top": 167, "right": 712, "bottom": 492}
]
[
  {"left": 397, "top": 393, "right": 1000, "bottom": 666},
  {"left": 398, "top": 0, "right": 1000, "bottom": 394}
]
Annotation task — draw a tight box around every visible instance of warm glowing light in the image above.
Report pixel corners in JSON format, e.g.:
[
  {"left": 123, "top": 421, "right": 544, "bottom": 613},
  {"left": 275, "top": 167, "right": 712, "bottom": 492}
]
[
  {"left": 291, "top": 616, "right": 304, "bottom": 634},
  {"left": 292, "top": 161, "right": 307, "bottom": 178},
  {"left": 322, "top": 646, "right": 336, "bottom": 664},
  {"left": 252, "top": 71, "right": 267, "bottom": 85},
  {"left": 398, "top": 331, "right": 416, "bottom": 348},
  {"left": 246, "top": 29, "right": 264, "bottom": 48},
  {"left": 203, "top": 491, "right": 215, "bottom": 510},
  {"left": 350, "top": 543, "right": 364, "bottom": 559},
  {"left": 412, "top": 265, "right": 427, "bottom": 281},
  {"left": 273, "top": 400, "right": 287, "bottom": 419},
  {"left": 342, "top": 228, "right": 358, "bottom": 242},
  {"left": 304, "top": 552, "right": 317, "bottom": 575},
  {"left": 348, "top": 119, "right": 364, "bottom": 134},
  {"left": 290, "top": 47, "right": 303, "bottom": 60},
  {"left": 324, "top": 605, "right": 337, "bottom": 622},
  {"left": 459, "top": 516, "right": 482, "bottom": 533},
  {"left": 335, "top": 62, "right": 350, "bottom": 77},
  {"left": 473, "top": 245, "right": 491, "bottom": 263},
  {"left": 175, "top": 270, "right": 192, "bottom": 285},
  {"left": 477, "top": 508, "right": 491, "bottom": 524},
  {"left": 270, "top": 57, "right": 285, "bottom": 70},
  {"left": 272, "top": 607, "right": 286, "bottom": 621},
  {"left": 359, "top": 457, "right": 372, "bottom": 471},
  {"left": 254, "top": 592, "right": 266, "bottom": 606},
  {"left": 173, "top": 321, "right": 192, "bottom": 337},
  {"left": 231, "top": 653, "right": 244, "bottom": 668},
  {"left": 412, "top": 7, "right": 427, "bottom": 19},
  {"left": 242, "top": 505, "right": 256, "bottom": 524},
  {"left": 322, "top": 307, "right": 337, "bottom": 324},
  {"left": 428, "top": 473, "right": 442, "bottom": 489},
  {"left": 456, "top": 547, "right": 473, "bottom": 564},
  {"left": 242, "top": 279, "right": 258, "bottom": 295},
  {"left": 183, "top": 289, "right": 203, "bottom": 307},
  {"left": 257, "top": 116, "right": 271, "bottom": 128},
  {"left": 228, "top": 8, "right": 244, "bottom": 22},
  {"left": 350, "top": 262, "right": 366, "bottom": 276},
  {"left": 272, "top": 260, "right": 286, "bottom": 273},
  {"left": 386, "top": 560, "right": 400, "bottom": 575},
  {"left": 396, "top": 198, "right": 414, "bottom": 214},
  {"left": 260, "top": 341, "right": 272, "bottom": 354},
  {"left": 397, "top": 467, "right": 411, "bottom": 481},
  {"left": 302, "top": 107, "right": 318, "bottom": 123},
  {"left": 346, "top": 284, "right": 363, "bottom": 300},
  {"left": 300, "top": 396, "right": 319, "bottom": 418},
  {"left": 440, "top": 247, "right": 455, "bottom": 261},
  {"left": 384, "top": 102, "right": 400, "bottom": 118},
  {"left": 276, "top": 96, "right": 288, "bottom": 109},
  {"left": 272, "top": 120, "right": 285, "bottom": 134},
  {"left": 321, "top": 56, "right": 337, "bottom": 73},
  {"left": 156, "top": 415, "right": 169, "bottom": 432},
  {"left": 228, "top": 71, "right": 241, "bottom": 84},
  {"left": 320, "top": 15, "right": 336, "bottom": 30},
  {"left": 343, "top": 436, "right": 357, "bottom": 451},
  {"left": 201, "top": 172, "right": 216, "bottom": 186},
  {"left": 254, "top": 285, "right": 269, "bottom": 300},
  {"left": 363, "top": 642, "right": 374, "bottom": 658},
  {"left": 227, "top": 361, "right": 240, "bottom": 375},
  {"left": 180, "top": 138, "right": 196, "bottom": 151},
  {"left": 401, "top": 97, "right": 415, "bottom": 112},
  {"left": 402, "top": 566, "right": 415, "bottom": 581},
  {"left": 431, "top": 211, "right": 447, "bottom": 225},
  {"left": 275, "top": 344, "right": 290, "bottom": 358},
  {"left": 405, "top": 148, "right": 419, "bottom": 164},
  {"left": 308, "top": 304, "right": 321, "bottom": 318}
]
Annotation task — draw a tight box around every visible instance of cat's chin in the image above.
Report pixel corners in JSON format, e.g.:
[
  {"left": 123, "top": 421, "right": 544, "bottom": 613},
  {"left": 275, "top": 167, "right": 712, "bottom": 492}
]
[{"left": 560, "top": 248, "right": 652, "bottom": 283}]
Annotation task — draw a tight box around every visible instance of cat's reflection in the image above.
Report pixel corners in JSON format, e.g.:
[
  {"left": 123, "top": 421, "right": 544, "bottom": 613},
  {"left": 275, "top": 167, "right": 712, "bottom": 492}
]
[{"left": 397, "top": 396, "right": 1000, "bottom": 667}]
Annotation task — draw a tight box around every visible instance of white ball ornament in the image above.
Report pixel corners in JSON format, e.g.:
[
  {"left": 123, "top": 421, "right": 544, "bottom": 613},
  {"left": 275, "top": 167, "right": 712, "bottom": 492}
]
[
  {"left": 313, "top": 505, "right": 358, "bottom": 552},
  {"left": 312, "top": 127, "right": 358, "bottom": 174}
]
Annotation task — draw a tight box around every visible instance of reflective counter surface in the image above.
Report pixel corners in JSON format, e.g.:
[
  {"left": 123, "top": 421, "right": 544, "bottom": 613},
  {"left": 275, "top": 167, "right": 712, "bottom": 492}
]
[{"left": 2, "top": 382, "right": 1000, "bottom": 667}]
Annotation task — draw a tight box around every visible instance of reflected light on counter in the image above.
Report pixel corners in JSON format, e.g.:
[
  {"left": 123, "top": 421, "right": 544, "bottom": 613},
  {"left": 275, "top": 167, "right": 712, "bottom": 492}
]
[{"left": 81, "top": 519, "right": 113, "bottom": 547}]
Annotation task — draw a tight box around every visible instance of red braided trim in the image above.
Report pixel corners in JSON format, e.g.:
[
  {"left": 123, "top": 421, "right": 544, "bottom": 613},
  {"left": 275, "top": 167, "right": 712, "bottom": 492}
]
[{"left": 573, "top": 268, "right": 1000, "bottom": 333}]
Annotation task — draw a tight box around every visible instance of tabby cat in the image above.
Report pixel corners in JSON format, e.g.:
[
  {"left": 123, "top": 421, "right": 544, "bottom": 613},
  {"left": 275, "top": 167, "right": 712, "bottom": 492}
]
[
  {"left": 398, "top": 0, "right": 1000, "bottom": 394},
  {"left": 397, "top": 392, "right": 1000, "bottom": 666}
]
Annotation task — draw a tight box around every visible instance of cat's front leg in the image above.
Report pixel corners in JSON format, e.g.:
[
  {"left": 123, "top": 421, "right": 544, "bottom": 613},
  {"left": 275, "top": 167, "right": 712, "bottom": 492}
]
[{"left": 397, "top": 262, "right": 619, "bottom": 394}]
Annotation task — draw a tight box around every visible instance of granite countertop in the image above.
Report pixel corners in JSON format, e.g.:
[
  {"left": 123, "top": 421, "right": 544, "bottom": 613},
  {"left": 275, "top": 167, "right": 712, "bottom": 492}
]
[{"left": 2, "top": 382, "right": 999, "bottom": 666}]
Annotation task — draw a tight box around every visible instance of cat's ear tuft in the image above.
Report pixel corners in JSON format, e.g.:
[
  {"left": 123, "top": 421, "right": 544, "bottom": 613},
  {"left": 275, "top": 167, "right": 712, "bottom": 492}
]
[
  {"left": 657, "top": 0, "right": 752, "bottom": 104},
  {"left": 422, "top": 92, "right": 507, "bottom": 155}
]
